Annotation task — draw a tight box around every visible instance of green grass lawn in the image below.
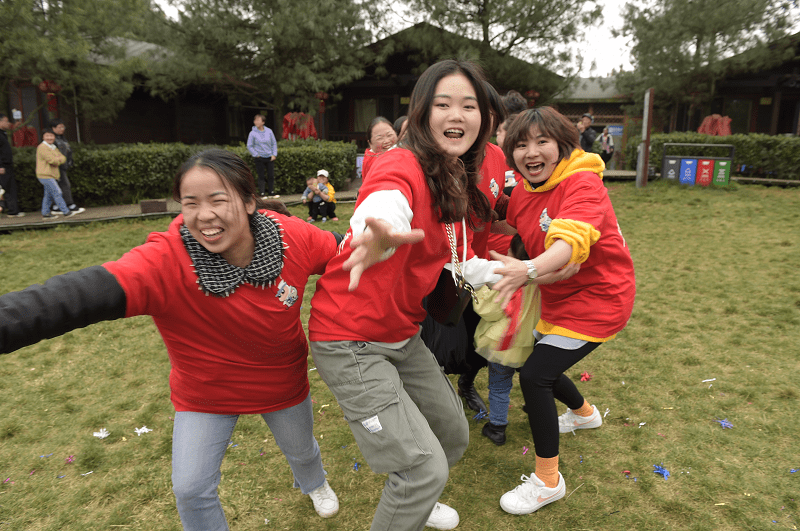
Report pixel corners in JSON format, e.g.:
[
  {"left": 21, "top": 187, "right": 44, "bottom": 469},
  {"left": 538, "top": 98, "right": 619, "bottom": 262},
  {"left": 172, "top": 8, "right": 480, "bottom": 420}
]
[{"left": 1, "top": 182, "right": 799, "bottom": 530}]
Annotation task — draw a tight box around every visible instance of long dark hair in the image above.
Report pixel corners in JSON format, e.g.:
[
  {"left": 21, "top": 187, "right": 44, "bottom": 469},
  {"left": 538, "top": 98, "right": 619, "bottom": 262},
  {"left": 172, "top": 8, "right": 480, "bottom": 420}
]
[
  {"left": 172, "top": 149, "right": 287, "bottom": 216},
  {"left": 404, "top": 59, "right": 492, "bottom": 227}
]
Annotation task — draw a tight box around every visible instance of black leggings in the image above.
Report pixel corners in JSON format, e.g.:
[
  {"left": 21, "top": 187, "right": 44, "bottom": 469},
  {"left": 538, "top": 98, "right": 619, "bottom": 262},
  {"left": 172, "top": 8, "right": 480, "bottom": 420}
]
[{"left": 519, "top": 341, "right": 600, "bottom": 458}]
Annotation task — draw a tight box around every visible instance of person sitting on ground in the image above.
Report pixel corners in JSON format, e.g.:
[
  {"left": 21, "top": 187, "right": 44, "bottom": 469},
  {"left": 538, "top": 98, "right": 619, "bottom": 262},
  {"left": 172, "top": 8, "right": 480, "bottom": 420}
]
[
  {"left": 301, "top": 175, "right": 327, "bottom": 222},
  {"left": 316, "top": 169, "right": 338, "bottom": 221}
]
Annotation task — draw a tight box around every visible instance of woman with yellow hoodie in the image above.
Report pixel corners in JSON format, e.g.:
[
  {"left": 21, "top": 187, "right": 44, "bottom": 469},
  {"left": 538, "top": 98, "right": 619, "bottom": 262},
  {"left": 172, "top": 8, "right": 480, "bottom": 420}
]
[{"left": 490, "top": 107, "right": 635, "bottom": 515}]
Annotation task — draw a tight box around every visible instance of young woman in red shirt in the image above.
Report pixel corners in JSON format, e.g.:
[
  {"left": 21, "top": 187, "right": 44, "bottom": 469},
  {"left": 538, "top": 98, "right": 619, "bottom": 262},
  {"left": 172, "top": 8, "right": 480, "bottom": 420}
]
[
  {"left": 308, "top": 60, "right": 508, "bottom": 531},
  {"left": 1, "top": 149, "right": 346, "bottom": 530},
  {"left": 491, "top": 107, "right": 635, "bottom": 515}
]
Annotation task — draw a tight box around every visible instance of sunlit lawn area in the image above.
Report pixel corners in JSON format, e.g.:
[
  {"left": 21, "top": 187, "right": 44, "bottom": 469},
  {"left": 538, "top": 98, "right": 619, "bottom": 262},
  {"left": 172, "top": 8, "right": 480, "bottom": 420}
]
[{"left": 0, "top": 181, "right": 798, "bottom": 530}]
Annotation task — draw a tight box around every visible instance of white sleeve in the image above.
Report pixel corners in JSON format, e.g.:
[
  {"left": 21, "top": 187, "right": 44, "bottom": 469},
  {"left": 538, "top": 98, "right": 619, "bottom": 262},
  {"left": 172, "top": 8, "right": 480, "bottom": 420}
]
[
  {"left": 444, "top": 257, "right": 503, "bottom": 288},
  {"left": 350, "top": 190, "right": 414, "bottom": 260},
  {"left": 350, "top": 190, "right": 413, "bottom": 237}
]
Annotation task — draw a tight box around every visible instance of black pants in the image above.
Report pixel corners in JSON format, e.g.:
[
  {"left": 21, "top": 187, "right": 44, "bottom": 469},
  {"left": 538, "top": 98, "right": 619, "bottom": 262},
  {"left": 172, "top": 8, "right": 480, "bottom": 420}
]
[
  {"left": 57, "top": 170, "right": 74, "bottom": 207},
  {"left": 307, "top": 201, "right": 324, "bottom": 220},
  {"left": 519, "top": 341, "right": 600, "bottom": 458},
  {"left": 322, "top": 201, "right": 336, "bottom": 219},
  {"left": 0, "top": 169, "right": 20, "bottom": 215},
  {"left": 254, "top": 157, "right": 275, "bottom": 196}
]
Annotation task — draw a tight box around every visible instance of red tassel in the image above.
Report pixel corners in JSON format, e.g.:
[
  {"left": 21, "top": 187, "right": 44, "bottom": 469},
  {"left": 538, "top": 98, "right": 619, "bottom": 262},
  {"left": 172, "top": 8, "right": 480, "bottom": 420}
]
[{"left": 498, "top": 288, "right": 523, "bottom": 351}]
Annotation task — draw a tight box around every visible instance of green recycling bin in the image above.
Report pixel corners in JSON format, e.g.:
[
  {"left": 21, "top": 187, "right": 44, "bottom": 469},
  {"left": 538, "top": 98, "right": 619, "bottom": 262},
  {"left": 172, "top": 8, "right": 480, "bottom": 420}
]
[{"left": 713, "top": 160, "right": 731, "bottom": 186}]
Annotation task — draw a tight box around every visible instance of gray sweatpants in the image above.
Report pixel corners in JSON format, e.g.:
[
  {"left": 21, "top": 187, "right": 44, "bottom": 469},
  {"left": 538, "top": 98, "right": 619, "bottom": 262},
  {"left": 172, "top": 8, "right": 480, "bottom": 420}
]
[{"left": 311, "top": 329, "right": 469, "bottom": 531}]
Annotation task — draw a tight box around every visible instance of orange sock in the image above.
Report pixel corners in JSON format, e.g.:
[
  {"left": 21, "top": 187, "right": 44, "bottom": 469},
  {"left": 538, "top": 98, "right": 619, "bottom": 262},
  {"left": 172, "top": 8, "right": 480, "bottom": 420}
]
[
  {"left": 573, "top": 400, "right": 594, "bottom": 417},
  {"left": 535, "top": 455, "right": 560, "bottom": 488}
]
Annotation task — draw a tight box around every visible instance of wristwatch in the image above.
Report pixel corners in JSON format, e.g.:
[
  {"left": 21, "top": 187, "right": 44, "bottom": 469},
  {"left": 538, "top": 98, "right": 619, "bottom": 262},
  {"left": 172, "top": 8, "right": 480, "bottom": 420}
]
[{"left": 523, "top": 260, "right": 538, "bottom": 280}]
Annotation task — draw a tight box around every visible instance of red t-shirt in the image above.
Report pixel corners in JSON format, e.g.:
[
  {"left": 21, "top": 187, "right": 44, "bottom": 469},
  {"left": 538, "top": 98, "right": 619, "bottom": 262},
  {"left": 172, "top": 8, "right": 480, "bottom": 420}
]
[
  {"left": 309, "top": 148, "right": 473, "bottom": 343},
  {"left": 103, "top": 212, "right": 336, "bottom": 414},
  {"left": 507, "top": 172, "right": 635, "bottom": 338},
  {"left": 471, "top": 143, "right": 509, "bottom": 259},
  {"left": 361, "top": 148, "right": 378, "bottom": 182}
]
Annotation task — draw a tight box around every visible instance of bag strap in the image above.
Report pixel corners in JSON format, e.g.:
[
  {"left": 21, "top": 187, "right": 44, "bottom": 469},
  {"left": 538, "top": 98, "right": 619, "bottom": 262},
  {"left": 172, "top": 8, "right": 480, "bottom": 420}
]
[{"left": 445, "top": 220, "right": 476, "bottom": 301}]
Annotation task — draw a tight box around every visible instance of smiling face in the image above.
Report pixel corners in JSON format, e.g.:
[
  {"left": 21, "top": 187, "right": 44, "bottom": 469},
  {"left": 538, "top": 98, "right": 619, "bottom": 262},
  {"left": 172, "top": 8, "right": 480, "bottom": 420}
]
[
  {"left": 429, "top": 73, "right": 481, "bottom": 159},
  {"left": 368, "top": 122, "right": 397, "bottom": 154},
  {"left": 42, "top": 132, "right": 56, "bottom": 144},
  {"left": 513, "top": 125, "right": 561, "bottom": 185},
  {"left": 180, "top": 166, "right": 256, "bottom": 268}
]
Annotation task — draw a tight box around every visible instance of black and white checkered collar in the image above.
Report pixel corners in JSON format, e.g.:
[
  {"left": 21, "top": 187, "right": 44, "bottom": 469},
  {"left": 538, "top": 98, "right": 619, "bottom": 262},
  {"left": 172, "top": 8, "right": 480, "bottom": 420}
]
[{"left": 180, "top": 213, "right": 285, "bottom": 297}]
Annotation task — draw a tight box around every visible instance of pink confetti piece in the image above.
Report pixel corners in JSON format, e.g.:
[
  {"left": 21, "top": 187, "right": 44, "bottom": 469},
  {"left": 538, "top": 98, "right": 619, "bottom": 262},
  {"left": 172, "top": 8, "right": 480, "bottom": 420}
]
[
  {"left": 522, "top": 446, "right": 529, "bottom": 455},
  {"left": 66, "top": 455, "right": 75, "bottom": 463},
  {"left": 580, "top": 371, "right": 593, "bottom": 382}
]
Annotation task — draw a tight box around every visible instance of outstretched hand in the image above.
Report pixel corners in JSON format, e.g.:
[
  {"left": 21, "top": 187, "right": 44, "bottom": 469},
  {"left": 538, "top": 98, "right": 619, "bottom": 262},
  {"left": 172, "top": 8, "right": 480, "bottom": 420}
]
[
  {"left": 342, "top": 218, "right": 425, "bottom": 291},
  {"left": 488, "top": 250, "right": 529, "bottom": 309}
]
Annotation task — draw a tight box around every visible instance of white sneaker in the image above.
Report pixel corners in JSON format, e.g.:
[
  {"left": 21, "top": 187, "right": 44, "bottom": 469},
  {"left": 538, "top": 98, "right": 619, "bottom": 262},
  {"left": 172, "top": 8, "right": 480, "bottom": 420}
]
[
  {"left": 425, "top": 502, "right": 459, "bottom": 530},
  {"left": 70, "top": 207, "right": 86, "bottom": 214},
  {"left": 500, "top": 472, "right": 565, "bottom": 515},
  {"left": 558, "top": 405, "right": 602, "bottom": 433},
  {"left": 308, "top": 480, "right": 338, "bottom": 518}
]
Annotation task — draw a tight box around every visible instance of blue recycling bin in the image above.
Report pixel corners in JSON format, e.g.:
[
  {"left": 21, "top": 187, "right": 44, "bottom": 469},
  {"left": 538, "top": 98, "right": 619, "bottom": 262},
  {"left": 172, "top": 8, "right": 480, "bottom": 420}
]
[{"left": 679, "top": 159, "right": 697, "bottom": 185}]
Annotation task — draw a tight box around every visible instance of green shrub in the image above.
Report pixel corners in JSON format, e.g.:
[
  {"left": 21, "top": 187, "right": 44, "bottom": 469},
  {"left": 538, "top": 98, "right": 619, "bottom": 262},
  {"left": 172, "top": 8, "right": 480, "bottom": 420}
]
[
  {"left": 10, "top": 140, "right": 357, "bottom": 211},
  {"left": 623, "top": 132, "right": 800, "bottom": 179}
]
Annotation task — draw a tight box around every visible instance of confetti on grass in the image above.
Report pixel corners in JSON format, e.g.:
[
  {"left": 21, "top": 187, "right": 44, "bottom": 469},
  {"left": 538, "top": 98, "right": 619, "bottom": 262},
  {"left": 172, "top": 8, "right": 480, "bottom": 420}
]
[
  {"left": 715, "top": 418, "right": 734, "bottom": 429},
  {"left": 522, "top": 446, "right": 529, "bottom": 455},
  {"left": 580, "top": 371, "right": 592, "bottom": 382},
  {"left": 93, "top": 428, "right": 110, "bottom": 439},
  {"left": 472, "top": 410, "right": 488, "bottom": 421},
  {"left": 134, "top": 426, "right": 153, "bottom": 436},
  {"left": 653, "top": 465, "right": 670, "bottom": 480}
]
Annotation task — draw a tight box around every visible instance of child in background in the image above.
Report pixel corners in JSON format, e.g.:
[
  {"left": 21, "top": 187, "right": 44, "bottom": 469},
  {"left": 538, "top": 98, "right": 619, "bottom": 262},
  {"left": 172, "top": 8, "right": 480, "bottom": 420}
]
[
  {"left": 473, "top": 234, "right": 540, "bottom": 446},
  {"left": 316, "top": 169, "right": 338, "bottom": 221},
  {"left": 301, "top": 175, "right": 327, "bottom": 222}
]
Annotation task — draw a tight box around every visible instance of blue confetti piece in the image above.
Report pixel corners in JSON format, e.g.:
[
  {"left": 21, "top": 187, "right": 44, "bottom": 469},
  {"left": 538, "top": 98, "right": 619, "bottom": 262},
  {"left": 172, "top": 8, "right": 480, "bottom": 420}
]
[
  {"left": 472, "top": 410, "right": 488, "bottom": 421},
  {"left": 57, "top": 475, "right": 65, "bottom": 479},
  {"left": 715, "top": 418, "right": 734, "bottom": 429},
  {"left": 39, "top": 453, "right": 53, "bottom": 459},
  {"left": 790, "top": 468, "right": 798, "bottom": 473},
  {"left": 353, "top": 462, "right": 360, "bottom": 471},
  {"left": 653, "top": 464, "right": 670, "bottom": 480}
]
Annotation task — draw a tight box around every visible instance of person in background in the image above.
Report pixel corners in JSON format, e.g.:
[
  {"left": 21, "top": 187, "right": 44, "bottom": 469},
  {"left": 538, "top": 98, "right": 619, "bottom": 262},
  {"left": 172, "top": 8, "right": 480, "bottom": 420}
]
[
  {"left": 501, "top": 90, "right": 528, "bottom": 115},
  {"left": 361, "top": 117, "right": 398, "bottom": 182},
  {"left": 576, "top": 113, "right": 597, "bottom": 153},
  {"left": 600, "top": 127, "right": 614, "bottom": 165},
  {"left": 49, "top": 119, "right": 84, "bottom": 215},
  {"left": 0, "top": 113, "right": 24, "bottom": 217},
  {"left": 473, "top": 234, "right": 541, "bottom": 446},
  {"left": 316, "top": 169, "right": 338, "bottom": 221},
  {"left": 0, "top": 149, "right": 344, "bottom": 530},
  {"left": 36, "top": 129, "right": 80, "bottom": 219},
  {"left": 393, "top": 115, "right": 408, "bottom": 139},
  {"left": 301, "top": 175, "right": 327, "bottom": 223},
  {"left": 491, "top": 107, "right": 635, "bottom": 515},
  {"left": 246, "top": 114, "right": 279, "bottom": 198}
]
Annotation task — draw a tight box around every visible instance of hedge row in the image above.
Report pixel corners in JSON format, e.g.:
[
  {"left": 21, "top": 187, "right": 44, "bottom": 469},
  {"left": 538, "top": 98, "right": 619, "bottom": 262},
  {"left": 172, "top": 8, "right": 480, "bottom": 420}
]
[
  {"left": 623, "top": 132, "right": 800, "bottom": 180},
  {"left": 9, "top": 139, "right": 358, "bottom": 211}
]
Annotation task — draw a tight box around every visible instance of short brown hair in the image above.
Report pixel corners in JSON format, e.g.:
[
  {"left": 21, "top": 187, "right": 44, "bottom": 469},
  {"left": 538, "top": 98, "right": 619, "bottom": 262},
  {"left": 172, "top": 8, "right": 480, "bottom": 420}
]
[{"left": 502, "top": 107, "right": 580, "bottom": 172}]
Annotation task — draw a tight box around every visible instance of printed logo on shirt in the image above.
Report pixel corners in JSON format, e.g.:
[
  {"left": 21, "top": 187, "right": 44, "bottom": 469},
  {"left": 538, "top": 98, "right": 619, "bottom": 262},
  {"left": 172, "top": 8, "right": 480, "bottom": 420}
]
[
  {"left": 489, "top": 178, "right": 499, "bottom": 198},
  {"left": 275, "top": 279, "right": 298, "bottom": 307},
  {"left": 539, "top": 208, "right": 552, "bottom": 232},
  {"left": 337, "top": 231, "right": 352, "bottom": 255}
]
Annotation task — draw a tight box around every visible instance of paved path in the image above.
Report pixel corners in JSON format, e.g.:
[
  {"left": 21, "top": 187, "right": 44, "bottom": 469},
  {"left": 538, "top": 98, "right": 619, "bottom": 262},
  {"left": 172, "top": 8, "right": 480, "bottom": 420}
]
[{"left": 0, "top": 189, "right": 360, "bottom": 233}]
